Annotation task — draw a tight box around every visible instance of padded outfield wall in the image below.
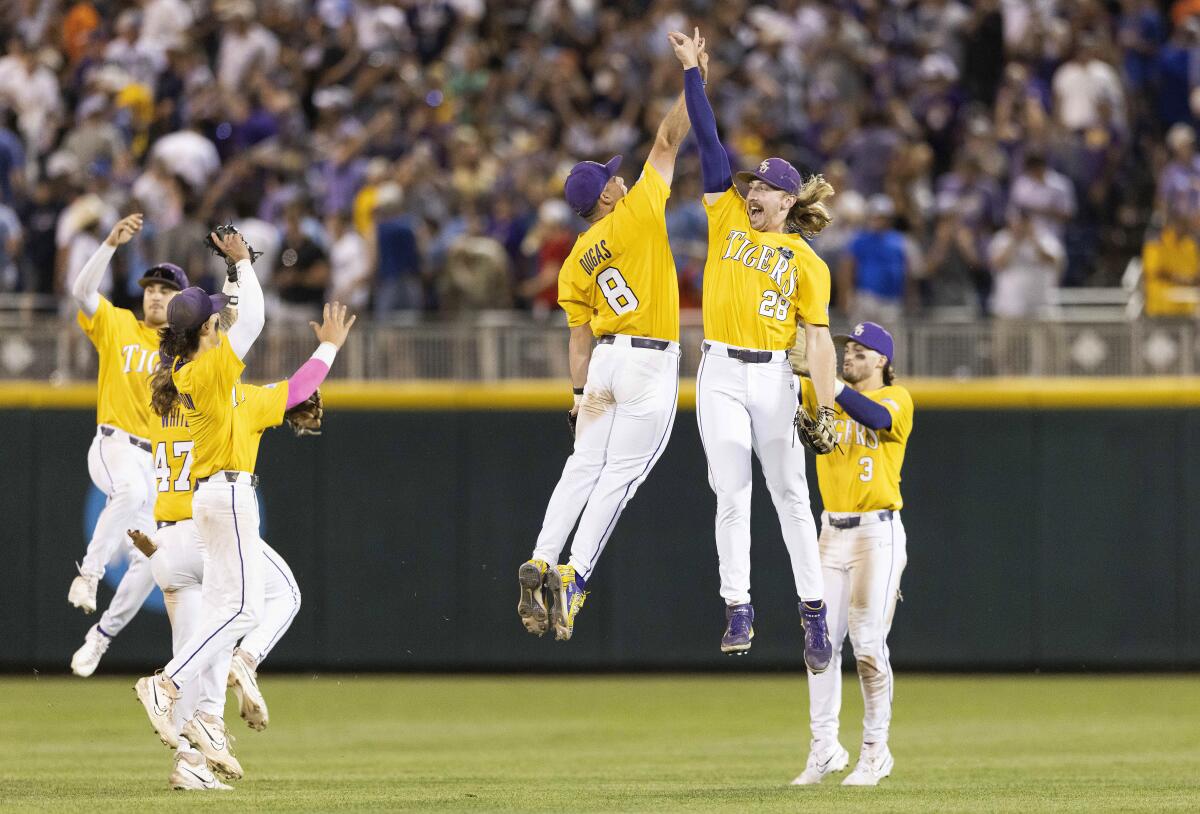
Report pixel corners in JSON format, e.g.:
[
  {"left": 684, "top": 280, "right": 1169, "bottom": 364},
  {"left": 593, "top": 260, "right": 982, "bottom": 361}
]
[{"left": 2, "top": 379, "right": 1199, "bottom": 672}]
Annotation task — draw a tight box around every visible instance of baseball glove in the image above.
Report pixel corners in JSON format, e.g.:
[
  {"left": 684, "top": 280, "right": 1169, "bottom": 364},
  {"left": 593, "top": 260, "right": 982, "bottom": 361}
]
[
  {"left": 204, "top": 223, "right": 263, "bottom": 282},
  {"left": 567, "top": 410, "right": 578, "bottom": 439},
  {"left": 126, "top": 529, "right": 157, "bottom": 558},
  {"left": 285, "top": 389, "right": 323, "bottom": 437},
  {"left": 794, "top": 404, "right": 838, "bottom": 455}
]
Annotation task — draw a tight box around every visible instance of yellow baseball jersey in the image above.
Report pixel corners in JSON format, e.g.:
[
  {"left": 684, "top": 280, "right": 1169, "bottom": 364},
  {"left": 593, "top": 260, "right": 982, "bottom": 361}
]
[
  {"left": 172, "top": 338, "right": 290, "bottom": 479},
  {"left": 801, "top": 379, "right": 914, "bottom": 513},
  {"left": 76, "top": 297, "right": 161, "bottom": 438},
  {"left": 150, "top": 384, "right": 286, "bottom": 522},
  {"left": 702, "top": 187, "right": 831, "bottom": 350},
  {"left": 558, "top": 161, "right": 679, "bottom": 342}
]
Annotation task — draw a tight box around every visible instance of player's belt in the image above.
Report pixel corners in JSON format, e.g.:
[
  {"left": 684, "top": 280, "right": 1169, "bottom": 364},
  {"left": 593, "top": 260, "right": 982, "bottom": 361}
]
[
  {"left": 826, "top": 510, "right": 893, "bottom": 529},
  {"left": 157, "top": 521, "right": 177, "bottom": 530},
  {"left": 701, "top": 341, "right": 782, "bottom": 364},
  {"left": 196, "top": 471, "right": 260, "bottom": 488},
  {"left": 99, "top": 425, "right": 152, "bottom": 453},
  {"left": 598, "top": 334, "right": 671, "bottom": 351}
]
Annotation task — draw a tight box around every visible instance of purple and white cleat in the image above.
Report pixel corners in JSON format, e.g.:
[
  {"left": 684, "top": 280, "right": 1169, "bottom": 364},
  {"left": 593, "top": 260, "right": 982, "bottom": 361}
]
[
  {"left": 721, "top": 603, "right": 754, "bottom": 654},
  {"left": 800, "top": 600, "right": 833, "bottom": 674}
]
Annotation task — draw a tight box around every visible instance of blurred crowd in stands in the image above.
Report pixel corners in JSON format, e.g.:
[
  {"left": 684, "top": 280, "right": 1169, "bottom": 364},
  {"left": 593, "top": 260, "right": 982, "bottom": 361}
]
[{"left": 0, "top": 0, "right": 1198, "bottom": 323}]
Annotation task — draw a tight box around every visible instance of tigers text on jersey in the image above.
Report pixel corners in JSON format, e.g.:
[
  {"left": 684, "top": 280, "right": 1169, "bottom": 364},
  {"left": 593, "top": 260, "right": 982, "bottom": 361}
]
[
  {"left": 801, "top": 379, "right": 914, "bottom": 513},
  {"left": 152, "top": 384, "right": 289, "bottom": 522},
  {"left": 703, "top": 187, "right": 831, "bottom": 350},
  {"left": 558, "top": 161, "right": 679, "bottom": 342},
  {"left": 171, "top": 338, "right": 289, "bottom": 479},
  {"left": 77, "top": 298, "right": 161, "bottom": 439}
]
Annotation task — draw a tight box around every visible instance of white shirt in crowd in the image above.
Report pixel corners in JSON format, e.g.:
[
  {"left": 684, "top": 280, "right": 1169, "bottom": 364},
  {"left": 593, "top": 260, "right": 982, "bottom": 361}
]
[
  {"left": 987, "top": 224, "right": 1065, "bottom": 319},
  {"left": 329, "top": 230, "right": 372, "bottom": 310},
  {"left": 1052, "top": 57, "right": 1124, "bottom": 131},
  {"left": 138, "top": 0, "right": 195, "bottom": 54},
  {"left": 1009, "top": 168, "right": 1076, "bottom": 239},
  {"left": 149, "top": 130, "right": 221, "bottom": 192},
  {"left": 217, "top": 24, "right": 281, "bottom": 90}
]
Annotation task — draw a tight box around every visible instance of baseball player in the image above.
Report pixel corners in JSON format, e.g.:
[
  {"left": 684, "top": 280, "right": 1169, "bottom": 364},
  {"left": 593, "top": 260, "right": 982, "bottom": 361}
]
[
  {"left": 68, "top": 212, "right": 188, "bottom": 677},
  {"left": 133, "top": 230, "right": 353, "bottom": 764},
  {"left": 516, "top": 33, "right": 708, "bottom": 642},
  {"left": 129, "top": 363, "right": 310, "bottom": 789},
  {"left": 792, "top": 322, "right": 913, "bottom": 787},
  {"left": 672, "top": 31, "right": 837, "bottom": 664}
]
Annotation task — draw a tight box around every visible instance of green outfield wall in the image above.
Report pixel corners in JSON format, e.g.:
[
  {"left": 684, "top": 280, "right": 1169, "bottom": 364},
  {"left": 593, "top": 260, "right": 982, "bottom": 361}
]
[{"left": 3, "top": 379, "right": 1198, "bottom": 672}]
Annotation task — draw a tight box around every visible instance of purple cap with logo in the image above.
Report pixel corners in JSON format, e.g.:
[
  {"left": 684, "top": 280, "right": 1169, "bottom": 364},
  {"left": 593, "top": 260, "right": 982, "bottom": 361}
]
[
  {"left": 167, "top": 286, "right": 228, "bottom": 333},
  {"left": 835, "top": 321, "right": 895, "bottom": 362},
  {"left": 138, "top": 262, "right": 189, "bottom": 291},
  {"left": 735, "top": 157, "right": 803, "bottom": 194},
  {"left": 564, "top": 155, "right": 622, "bottom": 216}
]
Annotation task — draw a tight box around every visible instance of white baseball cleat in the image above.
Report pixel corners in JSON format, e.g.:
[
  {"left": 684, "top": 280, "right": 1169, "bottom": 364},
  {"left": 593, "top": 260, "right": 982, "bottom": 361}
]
[
  {"left": 70, "top": 624, "right": 111, "bottom": 677},
  {"left": 842, "top": 742, "right": 894, "bottom": 786},
  {"left": 182, "top": 713, "right": 243, "bottom": 780},
  {"left": 791, "top": 740, "right": 850, "bottom": 785},
  {"left": 227, "top": 647, "right": 269, "bottom": 731},
  {"left": 169, "top": 751, "right": 233, "bottom": 791},
  {"left": 134, "top": 673, "right": 180, "bottom": 748},
  {"left": 67, "top": 566, "right": 99, "bottom": 614}
]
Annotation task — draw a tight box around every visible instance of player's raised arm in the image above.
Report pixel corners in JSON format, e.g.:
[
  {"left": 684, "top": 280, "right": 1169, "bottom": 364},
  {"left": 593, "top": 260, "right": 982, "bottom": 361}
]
[
  {"left": 670, "top": 28, "right": 730, "bottom": 204},
  {"left": 648, "top": 32, "right": 708, "bottom": 187},
  {"left": 209, "top": 229, "right": 264, "bottom": 360},
  {"left": 72, "top": 213, "right": 143, "bottom": 316},
  {"left": 290, "top": 301, "right": 356, "bottom": 408}
]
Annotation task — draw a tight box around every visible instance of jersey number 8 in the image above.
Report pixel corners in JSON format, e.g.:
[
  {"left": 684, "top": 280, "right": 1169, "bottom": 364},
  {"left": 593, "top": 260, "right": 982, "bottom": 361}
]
[
  {"left": 758, "top": 289, "right": 790, "bottom": 321},
  {"left": 598, "top": 267, "right": 639, "bottom": 315}
]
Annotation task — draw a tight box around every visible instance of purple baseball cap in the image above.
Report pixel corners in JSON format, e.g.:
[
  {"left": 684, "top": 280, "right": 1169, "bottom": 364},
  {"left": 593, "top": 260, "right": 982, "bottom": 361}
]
[
  {"left": 564, "top": 155, "right": 622, "bottom": 216},
  {"left": 138, "top": 262, "right": 189, "bottom": 291},
  {"left": 735, "top": 157, "right": 803, "bottom": 194},
  {"left": 835, "top": 321, "right": 895, "bottom": 362},
  {"left": 167, "top": 286, "right": 228, "bottom": 333}
]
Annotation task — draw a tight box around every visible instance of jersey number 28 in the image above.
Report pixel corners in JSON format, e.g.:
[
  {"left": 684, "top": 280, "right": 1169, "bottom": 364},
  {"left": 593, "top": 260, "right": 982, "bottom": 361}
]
[
  {"left": 598, "top": 267, "right": 639, "bottom": 315},
  {"left": 759, "top": 290, "right": 790, "bottom": 321}
]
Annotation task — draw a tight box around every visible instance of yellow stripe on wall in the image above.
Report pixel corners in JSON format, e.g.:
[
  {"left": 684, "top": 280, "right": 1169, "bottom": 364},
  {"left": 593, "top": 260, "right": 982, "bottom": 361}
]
[{"left": 1, "top": 378, "right": 1198, "bottom": 410}]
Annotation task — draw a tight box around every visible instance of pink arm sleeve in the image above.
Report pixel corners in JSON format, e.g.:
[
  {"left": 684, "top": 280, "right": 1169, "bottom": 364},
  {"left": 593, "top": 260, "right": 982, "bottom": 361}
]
[{"left": 285, "top": 358, "right": 330, "bottom": 408}]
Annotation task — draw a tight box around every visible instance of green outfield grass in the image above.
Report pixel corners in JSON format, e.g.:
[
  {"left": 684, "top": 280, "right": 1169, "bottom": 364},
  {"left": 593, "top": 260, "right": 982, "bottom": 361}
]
[{"left": 1, "top": 673, "right": 1199, "bottom": 812}]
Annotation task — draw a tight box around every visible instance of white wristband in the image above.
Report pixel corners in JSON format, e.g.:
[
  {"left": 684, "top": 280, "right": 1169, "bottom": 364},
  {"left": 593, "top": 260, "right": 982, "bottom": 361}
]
[
  {"left": 833, "top": 379, "right": 845, "bottom": 397},
  {"left": 312, "top": 341, "right": 338, "bottom": 366},
  {"left": 572, "top": 394, "right": 582, "bottom": 411}
]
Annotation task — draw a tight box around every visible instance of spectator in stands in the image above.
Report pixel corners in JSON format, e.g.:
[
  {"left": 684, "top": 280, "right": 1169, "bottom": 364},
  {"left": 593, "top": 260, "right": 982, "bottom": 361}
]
[
  {"left": 1009, "top": 150, "right": 1077, "bottom": 241},
  {"left": 327, "top": 209, "right": 372, "bottom": 311},
  {"left": 987, "top": 206, "right": 1066, "bottom": 319},
  {"left": 274, "top": 203, "right": 329, "bottom": 319},
  {"left": 1052, "top": 36, "right": 1126, "bottom": 133},
  {"left": 1158, "top": 124, "right": 1200, "bottom": 220},
  {"left": 923, "top": 190, "right": 985, "bottom": 313},
  {"left": 439, "top": 207, "right": 511, "bottom": 314},
  {"left": 839, "top": 194, "right": 910, "bottom": 324},
  {"left": 372, "top": 184, "right": 425, "bottom": 316},
  {"left": 517, "top": 199, "right": 574, "bottom": 316},
  {"left": 1141, "top": 210, "right": 1200, "bottom": 317}
]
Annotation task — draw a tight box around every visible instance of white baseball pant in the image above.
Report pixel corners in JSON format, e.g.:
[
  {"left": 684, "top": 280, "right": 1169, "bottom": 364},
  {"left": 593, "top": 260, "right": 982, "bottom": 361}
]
[
  {"left": 151, "top": 518, "right": 301, "bottom": 746},
  {"left": 83, "top": 425, "right": 157, "bottom": 636},
  {"left": 164, "top": 478, "right": 264, "bottom": 688},
  {"left": 696, "top": 341, "right": 824, "bottom": 605},
  {"left": 807, "top": 511, "right": 907, "bottom": 747},
  {"left": 532, "top": 335, "right": 679, "bottom": 580}
]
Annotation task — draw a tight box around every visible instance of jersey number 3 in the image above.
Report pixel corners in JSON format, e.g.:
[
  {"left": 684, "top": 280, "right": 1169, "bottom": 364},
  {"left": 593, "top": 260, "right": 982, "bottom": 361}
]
[
  {"left": 155, "top": 441, "right": 194, "bottom": 492},
  {"left": 598, "top": 267, "right": 639, "bottom": 315}
]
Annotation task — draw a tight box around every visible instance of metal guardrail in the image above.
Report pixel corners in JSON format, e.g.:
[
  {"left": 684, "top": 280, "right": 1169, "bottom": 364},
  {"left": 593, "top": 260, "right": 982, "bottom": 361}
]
[{"left": 3, "top": 312, "right": 1200, "bottom": 381}]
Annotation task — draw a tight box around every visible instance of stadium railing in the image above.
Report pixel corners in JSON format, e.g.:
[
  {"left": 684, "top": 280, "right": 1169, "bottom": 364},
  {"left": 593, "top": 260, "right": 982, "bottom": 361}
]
[{"left": 2, "top": 309, "right": 1199, "bottom": 381}]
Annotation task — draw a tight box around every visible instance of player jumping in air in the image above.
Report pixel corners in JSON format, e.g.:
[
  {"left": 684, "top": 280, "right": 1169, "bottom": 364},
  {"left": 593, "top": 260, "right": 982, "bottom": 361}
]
[
  {"left": 792, "top": 322, "right": 913, "bottom": 787},
  {"left": 671, "top": 29, "right": 836, "bottom": 667},
  {"left": 67, "top": 212, "right": 183, "bottom": 677},
  {"left": 516, "top": 32, "right": 709, "bottom": 642}
]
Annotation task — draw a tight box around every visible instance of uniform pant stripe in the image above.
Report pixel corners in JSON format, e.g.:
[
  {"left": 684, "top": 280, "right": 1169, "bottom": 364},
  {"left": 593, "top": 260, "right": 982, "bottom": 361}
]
[
  {"left": 694, "top": 353, "right": 717, "bottom": 484},
  {"left": 584, "top": 376, "right": 679, "bottom": 577},
  {"left": 171, "top": 486, "right": 246, "bottom": 680},
  {"left": 259, "top": 547, "right": 301, "bottom": 661}
]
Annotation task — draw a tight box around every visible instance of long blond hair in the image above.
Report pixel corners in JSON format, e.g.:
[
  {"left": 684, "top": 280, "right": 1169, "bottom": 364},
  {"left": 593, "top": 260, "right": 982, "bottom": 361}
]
[{"left": 786, "top": 174, "right": 835, "bottom": 238}]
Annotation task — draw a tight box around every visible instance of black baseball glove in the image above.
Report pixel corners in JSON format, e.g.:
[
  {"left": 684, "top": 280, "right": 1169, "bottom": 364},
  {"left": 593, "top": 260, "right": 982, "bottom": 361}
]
[
  {"left": 794, "top": 404, "right": 837, "bottom": 455},
  {"left": 204, "top": 223, "right": 263, "bottom": 282},
  {"left": 284, "top": 389, "right": 323, "bottom": 437}
]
